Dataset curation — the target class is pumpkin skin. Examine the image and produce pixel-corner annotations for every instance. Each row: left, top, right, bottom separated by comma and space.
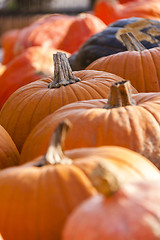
0, 52, 137, 153
86, 33, 160, 92
1, 29, 20, 64
20, 81, 160, 168
14, 13, 106, 56
0, 46, 70, 109
62, 178, 160, 240
0, 124, 20, 169
69, 17, 160, 70
94, 0, 160, 25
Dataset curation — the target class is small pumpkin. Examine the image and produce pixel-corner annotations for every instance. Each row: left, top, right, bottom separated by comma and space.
0, 52, 136, 152
20, 81, 160, 168
0, 46, 70, 109
14, 13, 106, 56
62, 165, 160, 240
87, 32, 160, 92
69, 17, 160, 70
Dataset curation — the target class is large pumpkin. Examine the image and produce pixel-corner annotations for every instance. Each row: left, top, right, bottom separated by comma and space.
14, 13, 106, 57
0, 47, 70, 109
69, 17, 160, 70
1, 120, 160, 240
0, 52, 137, 152
87, 32, 160, 92
62, 168, 160, 240
20, 81, 160, 168
94, 0, 160, 25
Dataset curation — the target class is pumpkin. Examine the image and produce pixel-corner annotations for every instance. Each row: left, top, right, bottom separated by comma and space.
62, 166, 160, 240
0, 120, 95, 240
87, 32, 160, 92
20, 81, 160, 169
0, 52, 137, 152
94, 0, 160, 25
14, 13, 106, 56
0, 124, 19, 169
0, 47, 70, 109
1, 29, 20, 64
1, 120, 160, 239
69, 17, 160, 70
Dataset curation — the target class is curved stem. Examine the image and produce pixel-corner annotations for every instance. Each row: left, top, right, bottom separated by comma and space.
104, 80, 136, 109
48, 52, 81, 88
120, 32, 146, 51
35, 119, 72, 167
90, 162, 120, 197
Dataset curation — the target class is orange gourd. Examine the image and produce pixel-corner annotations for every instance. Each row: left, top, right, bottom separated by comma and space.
20, 81, 160, 169
0, 52, 137, 152
87, 32, 160, 92
62, 167, 160, 240
14, 13, 106, 56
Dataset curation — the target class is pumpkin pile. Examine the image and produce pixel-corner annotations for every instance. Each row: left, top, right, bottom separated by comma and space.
1, 0, 160, 239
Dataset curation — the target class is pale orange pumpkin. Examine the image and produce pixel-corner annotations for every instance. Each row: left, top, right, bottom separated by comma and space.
62, 166, 160, 240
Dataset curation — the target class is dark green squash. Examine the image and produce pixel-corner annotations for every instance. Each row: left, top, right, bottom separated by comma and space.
69, 17, 160, 70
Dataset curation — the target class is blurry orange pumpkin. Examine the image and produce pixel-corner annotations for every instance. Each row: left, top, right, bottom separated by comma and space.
94, 0, 160, 25
14, 13, 106, 56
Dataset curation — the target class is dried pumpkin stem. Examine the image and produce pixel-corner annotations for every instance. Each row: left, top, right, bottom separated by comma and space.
90, 162, 120, 197
48, 52, 81, 88
35, 119, 72, 167
104, 80, 136, 109
120, 32, 146, 51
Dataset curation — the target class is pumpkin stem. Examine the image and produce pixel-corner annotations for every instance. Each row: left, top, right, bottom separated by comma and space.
120, 32, 146, 51
104, 80, 136, 109
90, 162, 120, 197
35, 119, 72, 167
48, 52, 81, 88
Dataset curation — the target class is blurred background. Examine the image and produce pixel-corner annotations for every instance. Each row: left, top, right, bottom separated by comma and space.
0, 0, 96, 41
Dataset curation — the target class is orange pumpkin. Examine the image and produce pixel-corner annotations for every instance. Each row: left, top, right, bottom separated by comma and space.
0, 52, 137, 152
0, 124, 19, 169
14, 13, 106, 56
87, 32, 160, 92
62, 168, 160, 240
94, 0, 160, 25
1, 120, 160, 240
0, 47, 70, 109
20, 81, 160, 168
